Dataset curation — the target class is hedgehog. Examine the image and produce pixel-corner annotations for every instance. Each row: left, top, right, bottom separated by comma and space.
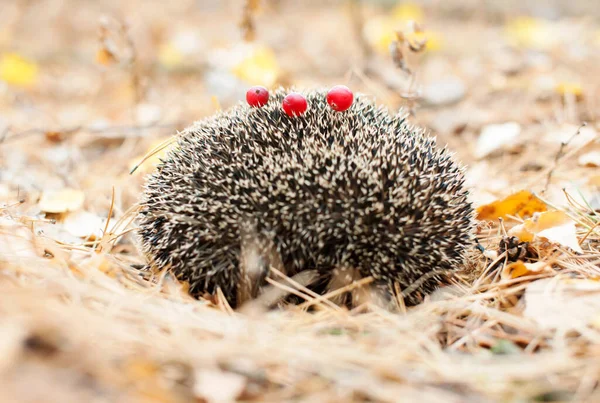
138, 88, 475, 309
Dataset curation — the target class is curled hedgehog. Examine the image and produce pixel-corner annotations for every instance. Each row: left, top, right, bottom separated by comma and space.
138, 88, 475, 309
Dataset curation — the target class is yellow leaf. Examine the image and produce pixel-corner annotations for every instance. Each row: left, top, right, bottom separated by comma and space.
231, 45, 279, 87
125, 358, 159, 380
96, 47, 116, 66
507, 223, 534, 243
476, 190, 547, 221
505, 17, 557, 50
406, 30, 443, 52
158, 43, 184, 69
555, 82, 583, 99
501, 260, 550, 280
509, 210, 583, 253
363, 15, 441, 54
588, 174, 600, 187
39, 188, 85, 214
392, 3, 424, 23
522, 210, 571, 233
363, 16, 396, 54
0, 53, 38, 87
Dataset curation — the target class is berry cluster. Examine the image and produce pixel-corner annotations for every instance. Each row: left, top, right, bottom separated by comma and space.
246, 85, 354, 116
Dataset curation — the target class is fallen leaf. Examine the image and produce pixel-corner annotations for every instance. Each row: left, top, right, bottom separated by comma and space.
362, 16, 397, 54
0, 53, 39, 87
505, 17, 558, 50
507, 223, 534, 243
44, 131, 65, 143
158, 43, 183, 69
476, 190, 546, 221
362, 3, 440, 54
39, 188, 85, 214
135, 103, 163, 125
546, 124, 597, 147
392, 3, 424, 23
422, 76, 465, 106
474, 122, 521, 159
589, 175, 600, 187
525, 278, 600, 330
407, 30, 442, 51
501, 260, 551, 280
63, 211, 105, 239
96, 47, 116, 65
159, 30, 204, 69
125, 358, 159, 379
193, 369, 246, 403
536, 220, 582, 254
578, 151, 600, 167
555, 82, 583, 100
231, 45, 279, 87
508, 210, 583, 253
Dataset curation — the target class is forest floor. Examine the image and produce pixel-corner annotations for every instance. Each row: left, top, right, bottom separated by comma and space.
1, 0, 600, 402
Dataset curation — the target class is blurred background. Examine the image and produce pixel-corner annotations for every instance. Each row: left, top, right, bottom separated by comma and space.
1, 0, 599, 221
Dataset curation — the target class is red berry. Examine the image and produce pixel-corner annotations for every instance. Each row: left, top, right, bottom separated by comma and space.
282, 92, 308, 117
246, 86, 269, 107
326, 85, 353, 112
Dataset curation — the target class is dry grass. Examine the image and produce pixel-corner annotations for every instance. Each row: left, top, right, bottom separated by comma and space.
1, 0, 600, 402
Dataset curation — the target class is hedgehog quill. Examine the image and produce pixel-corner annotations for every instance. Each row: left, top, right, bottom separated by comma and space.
138, 87, 476, 309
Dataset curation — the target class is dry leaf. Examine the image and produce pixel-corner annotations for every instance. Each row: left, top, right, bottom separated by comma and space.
505, 17, 558, 50
589, 175, 600, 187
39, 188, 85, 213
501, 260, 551, 280
474, 122, 521, 159
546, 124, 597, 147
0, 53, 38, 87
44, 131, 65, 143
158, 43, 184, 69
231, 45, 279, 87
476, 190, 546, 221
508, 210, 583, 253
578, 151, 600, 167
392, 3, 424, 23
135, 103, 163, 125
362, 3, 440, 54
159, 30, 203, 69
193, 369, 246, 403
555, 82, 583, 100
535, 221, 582, 254
63, 211, 105, 239
525, 278, 600, 330
96, 47, 116, 65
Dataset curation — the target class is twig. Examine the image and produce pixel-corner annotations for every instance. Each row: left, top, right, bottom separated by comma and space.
579, 221, 600, 246
297, 277, 374, 310
543, 122, 586, 193
269, 267, 341, 311
129, 135, 177, 174
240, 0, 260, 41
